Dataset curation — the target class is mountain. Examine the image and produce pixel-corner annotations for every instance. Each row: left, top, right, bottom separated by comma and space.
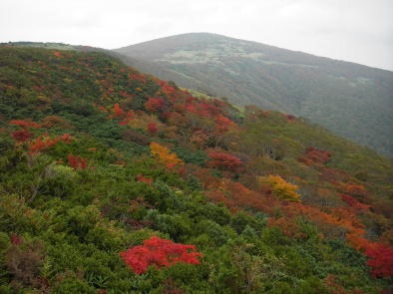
114, 33, 393, 157
0, 45, 392, 293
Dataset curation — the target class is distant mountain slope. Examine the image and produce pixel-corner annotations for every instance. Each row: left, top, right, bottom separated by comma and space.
114, 33, 393, 156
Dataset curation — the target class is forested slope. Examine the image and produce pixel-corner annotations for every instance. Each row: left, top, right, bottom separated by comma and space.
115, 33, 393, 156
0, 46, 392, 293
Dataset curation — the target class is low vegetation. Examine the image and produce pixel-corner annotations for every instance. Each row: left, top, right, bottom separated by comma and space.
0, 46, 392, 293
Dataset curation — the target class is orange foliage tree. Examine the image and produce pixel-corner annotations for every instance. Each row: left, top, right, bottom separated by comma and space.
28, 134, 72, 155
150, 142, 183, 169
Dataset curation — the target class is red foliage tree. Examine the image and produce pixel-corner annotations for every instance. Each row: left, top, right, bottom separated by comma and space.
365, 244, 393, 278
120, 236, 203, 274
12, 130, 33, 142
299, 147, 331, 166
341, 194, 370, 211
67, 154, 88, 170
147, 122, 158, 135
215, 115, 234, 133
158, 81, 176, 96
145, 97, 165, 113
113, 103, 125, 117
107, 103, 134, 125
208, 151, 243, 172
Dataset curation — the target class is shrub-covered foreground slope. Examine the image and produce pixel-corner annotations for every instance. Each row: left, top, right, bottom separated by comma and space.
0, 46, 392, 293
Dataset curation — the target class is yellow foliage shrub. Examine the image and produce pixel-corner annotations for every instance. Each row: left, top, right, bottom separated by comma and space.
259, 175, 301, 202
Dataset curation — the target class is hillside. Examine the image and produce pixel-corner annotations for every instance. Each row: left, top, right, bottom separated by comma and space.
0, 46, 392, 293
115, 33, 393, 157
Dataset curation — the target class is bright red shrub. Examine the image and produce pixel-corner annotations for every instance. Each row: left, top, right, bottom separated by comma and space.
120, 236, 203, 274
365, 244, 393, 278
113, 103, 125, 117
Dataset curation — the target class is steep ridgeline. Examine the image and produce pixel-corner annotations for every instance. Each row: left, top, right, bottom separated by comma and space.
0, 46, 392, 293
114, 33, 393, 157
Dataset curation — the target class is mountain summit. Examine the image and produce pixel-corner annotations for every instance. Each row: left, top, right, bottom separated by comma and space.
114, 33, 393, 156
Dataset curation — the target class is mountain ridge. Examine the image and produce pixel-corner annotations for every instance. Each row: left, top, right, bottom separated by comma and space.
117, 32, 392, 71
114, 32, 393, 157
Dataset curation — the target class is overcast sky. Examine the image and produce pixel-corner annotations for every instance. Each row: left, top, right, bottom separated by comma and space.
0, 0, 392, 70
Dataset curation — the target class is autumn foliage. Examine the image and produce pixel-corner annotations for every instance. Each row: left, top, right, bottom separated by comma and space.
150, 142, 183, 169
299, 147, 331, 166
365, 244, 393, 278
9, 119, 41, 129
12, 130, 33, 142
107, 103, 134, 125
135, 174, 153, 185
120, 236, 202, 274
260, 175, 301, 202
341, 194, 370, 211
67, 154, 88, 170
207, 151, 243, 172
147, 122, 158, 135
113, 103, 125, 117
145, 97, 165, 113
0, 46, 392, 293
28, 134, 72, 155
